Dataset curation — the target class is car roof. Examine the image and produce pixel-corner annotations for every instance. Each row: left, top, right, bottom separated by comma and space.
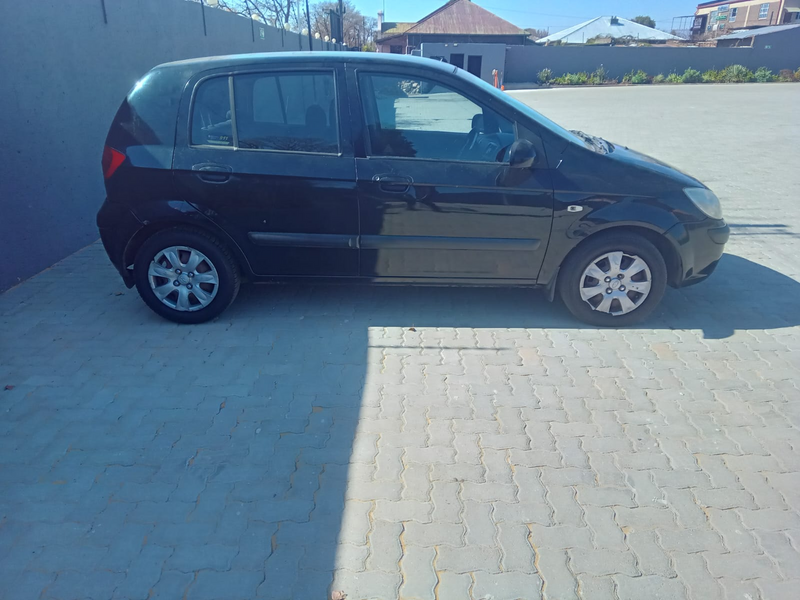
157, 51, 458, 77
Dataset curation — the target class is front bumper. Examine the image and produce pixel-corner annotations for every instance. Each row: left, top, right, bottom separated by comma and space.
97, 199, 143, 288
666, 218, 729, 287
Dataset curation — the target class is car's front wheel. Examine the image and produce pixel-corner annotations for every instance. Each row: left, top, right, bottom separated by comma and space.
133, 228, 240, 324
559, 233, 667, 327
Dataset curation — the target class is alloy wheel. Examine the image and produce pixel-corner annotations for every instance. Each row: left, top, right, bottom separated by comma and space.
579, 251, 652, 315
147, 245, 219, 312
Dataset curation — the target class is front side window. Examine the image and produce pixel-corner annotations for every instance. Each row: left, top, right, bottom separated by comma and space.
759, 3, 769, 19
359, 73, 514, 163
233, 71, 339, 154
191, 76, 233, 147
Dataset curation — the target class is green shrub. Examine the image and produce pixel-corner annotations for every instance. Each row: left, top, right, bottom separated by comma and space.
754, 67, 774, 82
681, 68, 702, 83
589, 65, 607, 85
778, 69, 796, 82
652, 74, 666, 84
795, 67, 800, 80
623, 69, 649, 84
537, 68, 552, 84
702, 69, 721, 82
665, 73, 682, 83
721, 64, 754, 83
558, 71, 589, 85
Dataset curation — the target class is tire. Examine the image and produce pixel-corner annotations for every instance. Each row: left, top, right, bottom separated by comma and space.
133, 228, 240, 324
559, 232, 667, 327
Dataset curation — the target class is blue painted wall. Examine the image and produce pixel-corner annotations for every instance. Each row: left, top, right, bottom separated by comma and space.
0, 0, 335, 291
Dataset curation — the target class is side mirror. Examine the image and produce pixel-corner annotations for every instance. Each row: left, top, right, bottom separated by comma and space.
509, 139, 536, 169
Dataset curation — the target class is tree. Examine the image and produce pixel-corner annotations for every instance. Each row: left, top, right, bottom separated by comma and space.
213, 0, 376, 46
632, 15, 656, 28
525, 28, 549, 40
309, 1, 376, 47
215, 1, 299, 28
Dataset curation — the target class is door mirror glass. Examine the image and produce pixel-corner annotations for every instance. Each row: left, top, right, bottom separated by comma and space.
509, 139, 536, 169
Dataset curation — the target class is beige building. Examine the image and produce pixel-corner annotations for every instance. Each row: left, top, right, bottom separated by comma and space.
693, 0, 800, 37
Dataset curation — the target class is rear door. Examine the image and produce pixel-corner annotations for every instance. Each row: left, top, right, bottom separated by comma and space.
348, 65, 554, 281
173, 62, 358, 277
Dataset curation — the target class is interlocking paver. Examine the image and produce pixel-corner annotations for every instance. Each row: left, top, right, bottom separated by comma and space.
614, 575, 687, 600
398, 545, 437, 599
536, 549, 578, 600
2, 84, 799, 600
472, 571, 543, 600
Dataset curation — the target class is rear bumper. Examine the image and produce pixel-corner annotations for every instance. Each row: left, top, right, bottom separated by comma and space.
667, 219, 728, 288
97, 199, 143, 288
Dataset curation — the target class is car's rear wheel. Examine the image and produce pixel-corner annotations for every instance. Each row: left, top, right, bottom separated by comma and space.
133, 228, 240, 324
559, 233, 667, 327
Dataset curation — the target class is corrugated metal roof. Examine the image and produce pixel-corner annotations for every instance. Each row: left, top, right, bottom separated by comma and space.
538, 16, 682, 44
380, 0, 525, 40
380, 22, 415, 37
716, 23, 800, 40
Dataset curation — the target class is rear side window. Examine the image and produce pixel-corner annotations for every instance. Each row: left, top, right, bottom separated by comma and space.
233, 72, 339, 154
191, 77, 233, 147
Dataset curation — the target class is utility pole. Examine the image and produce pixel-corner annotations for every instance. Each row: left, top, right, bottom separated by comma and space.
338, 0, 344, 45
305, 0, 313, 50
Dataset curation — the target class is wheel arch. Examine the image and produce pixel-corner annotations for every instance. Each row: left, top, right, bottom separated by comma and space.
123, 213, 252, 283
556, 225, 683, 291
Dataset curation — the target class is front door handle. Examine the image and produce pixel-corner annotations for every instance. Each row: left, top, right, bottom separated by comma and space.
374, 174, 412, 194
193, 163, 232, 184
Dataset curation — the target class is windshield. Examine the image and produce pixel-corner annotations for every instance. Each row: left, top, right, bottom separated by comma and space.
455, 68, 587, 147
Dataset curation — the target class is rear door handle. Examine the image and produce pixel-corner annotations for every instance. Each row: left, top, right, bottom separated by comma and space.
192, 163, 232, 183
374, 174, 412, 193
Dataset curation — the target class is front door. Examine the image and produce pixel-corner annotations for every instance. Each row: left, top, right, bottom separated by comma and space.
173, 64, 358, 277
350, 68, 553, 281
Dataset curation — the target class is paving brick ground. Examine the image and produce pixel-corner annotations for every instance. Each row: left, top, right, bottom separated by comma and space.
1, 84, 799, 600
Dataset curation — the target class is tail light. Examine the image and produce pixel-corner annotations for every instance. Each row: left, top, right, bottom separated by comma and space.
102, 145, 126, 179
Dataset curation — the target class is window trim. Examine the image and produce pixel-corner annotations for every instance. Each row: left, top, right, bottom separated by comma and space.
188, 68, 343, 157
355, 70, 516, 165
759, 3, 769, 19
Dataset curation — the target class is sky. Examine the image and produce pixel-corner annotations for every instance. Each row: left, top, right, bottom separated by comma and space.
357, 0, 700, 34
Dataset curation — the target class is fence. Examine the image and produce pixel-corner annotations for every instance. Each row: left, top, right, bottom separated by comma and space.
0, 0, 337, 292
505, 29, 800, 84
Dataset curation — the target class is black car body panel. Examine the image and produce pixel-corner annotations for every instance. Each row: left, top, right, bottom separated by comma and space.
97, 51, 726, 301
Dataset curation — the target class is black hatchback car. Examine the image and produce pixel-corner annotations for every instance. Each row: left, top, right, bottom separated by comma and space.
97, 52, 728, 325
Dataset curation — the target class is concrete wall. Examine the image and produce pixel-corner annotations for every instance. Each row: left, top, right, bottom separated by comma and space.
0, 0, 336, 292
419, 42, 506, 83
505, 28, 800, 83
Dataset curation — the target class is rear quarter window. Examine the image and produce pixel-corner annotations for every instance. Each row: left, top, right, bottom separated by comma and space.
112, 67, 186, 148
191, 77, 233, 147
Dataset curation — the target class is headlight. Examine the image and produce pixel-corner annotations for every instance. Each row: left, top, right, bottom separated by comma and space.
683, 187, 723, 220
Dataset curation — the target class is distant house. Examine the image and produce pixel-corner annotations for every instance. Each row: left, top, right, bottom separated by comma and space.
537, 16, 682, 45
376, 0, 528, 55
715, 21, 800, 45
693, 0, 800, 38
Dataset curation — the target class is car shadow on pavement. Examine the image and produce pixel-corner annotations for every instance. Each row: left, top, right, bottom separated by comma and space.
232, 252, 800, 341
